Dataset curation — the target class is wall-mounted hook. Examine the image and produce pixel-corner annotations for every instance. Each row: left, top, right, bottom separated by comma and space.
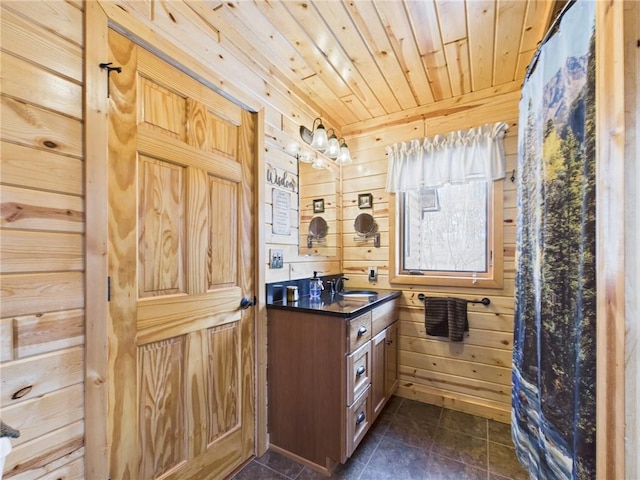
99, 62, 122, 98
510, 169, 516, 183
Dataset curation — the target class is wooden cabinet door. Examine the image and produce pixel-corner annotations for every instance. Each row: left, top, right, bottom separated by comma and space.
384, 322, 399, 399
106, 30, 255, 480
371, 329, 387, 421
371, 321, 399, 422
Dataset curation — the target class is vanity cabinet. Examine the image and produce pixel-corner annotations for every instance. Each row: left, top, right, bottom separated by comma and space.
267, 297, 399, 474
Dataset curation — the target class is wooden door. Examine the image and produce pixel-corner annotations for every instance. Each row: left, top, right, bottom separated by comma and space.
106, 30, 256, 480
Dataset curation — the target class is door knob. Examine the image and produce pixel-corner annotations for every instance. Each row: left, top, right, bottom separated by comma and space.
240, 296, 256, 310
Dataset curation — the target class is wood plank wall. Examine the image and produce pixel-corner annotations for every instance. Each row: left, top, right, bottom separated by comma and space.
624, 3, 639, 477
342, 91, 520, 422
0, 1, 336, 476
0, 1, 86, 477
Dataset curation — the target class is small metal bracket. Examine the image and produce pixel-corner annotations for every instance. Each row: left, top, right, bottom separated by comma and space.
99, 62, 122, 98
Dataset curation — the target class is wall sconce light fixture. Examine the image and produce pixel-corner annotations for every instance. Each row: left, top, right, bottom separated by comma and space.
299, 118, 328, 152
336, 138, 352, 165
325, 129, 340, 159
299, 117, 352, 167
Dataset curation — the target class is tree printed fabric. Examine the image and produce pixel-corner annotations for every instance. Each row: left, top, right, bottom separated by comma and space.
513, 1, 596, 479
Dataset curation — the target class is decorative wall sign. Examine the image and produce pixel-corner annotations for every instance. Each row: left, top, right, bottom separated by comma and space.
313, 198, 325, 213
272, 189, 291, 235
358, 193, 372, 209
266, 163, 297, 192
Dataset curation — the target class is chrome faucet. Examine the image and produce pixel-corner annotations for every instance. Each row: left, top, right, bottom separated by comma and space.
335, 276, 349, 294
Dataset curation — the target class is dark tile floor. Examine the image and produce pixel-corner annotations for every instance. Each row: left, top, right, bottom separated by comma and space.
231, 396, 529, 480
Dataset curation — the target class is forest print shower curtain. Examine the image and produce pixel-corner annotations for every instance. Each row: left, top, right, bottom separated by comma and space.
513, 1, 596, 479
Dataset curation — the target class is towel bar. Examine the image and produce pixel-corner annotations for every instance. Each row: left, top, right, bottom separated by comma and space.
417, 293, 490, 306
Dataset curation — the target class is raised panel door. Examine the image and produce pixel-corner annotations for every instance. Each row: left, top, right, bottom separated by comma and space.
106, 30, 255, 480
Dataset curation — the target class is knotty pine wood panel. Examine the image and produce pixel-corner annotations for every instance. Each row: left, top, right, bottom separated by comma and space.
0, 142, 83, 196
138, 337, 187, 479
2, 52, 82, 120
3, 1, 83, 46
466, 0, 496, 91
13, 309, 84, 359
0, 97, 83, 157
399, 365, 510, 404
401, 321, 512, 351
0, 319, 12, 363
444, 38, 472, 97
397, 335, 511, 369
0, 346, 83, 408
209, 177, 238, 288
341, 158, 387, 180
493, 1, 528, 86
342, 82, 521, 137
25, 454, 85, 480
373, 2, 435, 106
401, 350, 511, 387
395, 383, 510, 424
1, 231, 83, 273
344, 1, 418, 110
138, 156, 186, 298
0, 7, 83, 82
312, 0, 405, 114
0, 272, 83, 319
1, 382, 83, 447
403, 291, 516, 316
3, 420, 84, 478
400, 306, 514, 333
0, 186, 84, 233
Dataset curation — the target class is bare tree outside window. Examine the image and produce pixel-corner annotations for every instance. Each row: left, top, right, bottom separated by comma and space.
402, 182, 488, 273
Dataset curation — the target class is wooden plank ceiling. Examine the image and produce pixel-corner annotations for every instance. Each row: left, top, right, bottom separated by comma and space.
183, 1, 560, 133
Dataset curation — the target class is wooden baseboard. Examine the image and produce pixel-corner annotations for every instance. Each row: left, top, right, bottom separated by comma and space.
395, 383, 511, 424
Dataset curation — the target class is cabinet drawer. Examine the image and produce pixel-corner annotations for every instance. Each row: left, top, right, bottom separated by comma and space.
346, 341, 371, 406
372, 298, 399, 336
346, 386, 371, 458
348, 311, 372, 352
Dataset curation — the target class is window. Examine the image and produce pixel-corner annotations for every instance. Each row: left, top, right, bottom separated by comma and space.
391, 180, 503, 288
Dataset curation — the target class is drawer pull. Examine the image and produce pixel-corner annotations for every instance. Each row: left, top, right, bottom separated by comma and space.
357, 326, 367, 336
356, 412, 366, 425
356, 365, 366, 377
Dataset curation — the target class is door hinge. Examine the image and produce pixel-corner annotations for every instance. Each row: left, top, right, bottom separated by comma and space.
107, 276, 111, 302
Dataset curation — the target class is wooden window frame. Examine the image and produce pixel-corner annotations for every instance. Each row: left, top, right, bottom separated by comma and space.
389, 180, 504, 289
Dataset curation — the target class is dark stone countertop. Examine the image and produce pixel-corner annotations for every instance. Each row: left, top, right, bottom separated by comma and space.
266, 289, 401, 318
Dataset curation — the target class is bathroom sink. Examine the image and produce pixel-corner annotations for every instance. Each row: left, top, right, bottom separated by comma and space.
338, 290, 378, 297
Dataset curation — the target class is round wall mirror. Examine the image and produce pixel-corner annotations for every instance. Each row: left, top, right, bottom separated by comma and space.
354, 213, 377, 237
309, 216, 328, 238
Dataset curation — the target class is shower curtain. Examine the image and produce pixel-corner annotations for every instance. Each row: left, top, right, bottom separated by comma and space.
512, 1, 596, 479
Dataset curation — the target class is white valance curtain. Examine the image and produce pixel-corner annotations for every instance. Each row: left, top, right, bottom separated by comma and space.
385, 122, 509, 192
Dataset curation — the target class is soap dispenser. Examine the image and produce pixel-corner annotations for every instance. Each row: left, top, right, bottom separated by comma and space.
309, 271, 323, 299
